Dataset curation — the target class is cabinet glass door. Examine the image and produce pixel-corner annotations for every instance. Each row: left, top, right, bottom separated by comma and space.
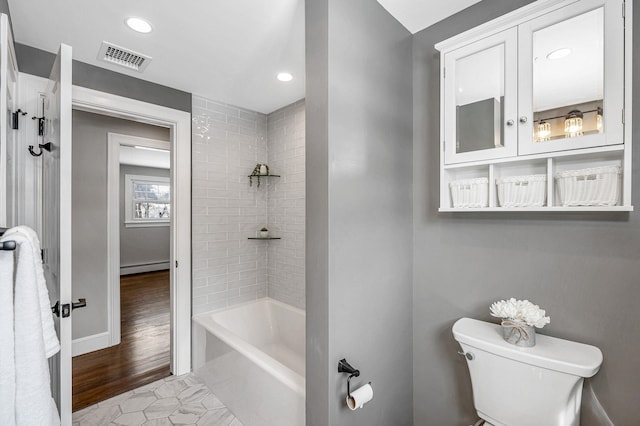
444, 28, 518, 165
518, 0, 623, 155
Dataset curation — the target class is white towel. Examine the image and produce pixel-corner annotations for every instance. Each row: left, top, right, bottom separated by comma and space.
5, 226, 60, 357
0, 243, 16, 426
3, 228, 61, 425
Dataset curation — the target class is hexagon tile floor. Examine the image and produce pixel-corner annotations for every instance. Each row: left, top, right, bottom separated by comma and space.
72, 373, 243, 426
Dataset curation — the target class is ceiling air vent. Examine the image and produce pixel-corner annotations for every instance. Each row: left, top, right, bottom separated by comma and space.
97, 41, 152, 73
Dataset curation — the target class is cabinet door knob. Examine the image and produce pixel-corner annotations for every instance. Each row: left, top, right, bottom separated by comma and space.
519, 116, 528, 124
506, 119, 514, 126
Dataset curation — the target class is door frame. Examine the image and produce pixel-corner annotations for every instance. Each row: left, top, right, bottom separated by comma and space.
72, 86, 191, 375
105, 132, 171, 351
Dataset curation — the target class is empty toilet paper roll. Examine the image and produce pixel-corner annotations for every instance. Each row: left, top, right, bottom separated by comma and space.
346, 383, 373, 410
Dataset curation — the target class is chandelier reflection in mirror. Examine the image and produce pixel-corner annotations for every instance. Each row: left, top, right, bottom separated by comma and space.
536, 120, 551, 142
564, 109, 583, 138
596, 107, 603, 133
533, 106, 602, 142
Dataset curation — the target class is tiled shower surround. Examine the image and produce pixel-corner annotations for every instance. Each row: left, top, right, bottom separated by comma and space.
192, 96, 305, 314
266, 100, 306, 308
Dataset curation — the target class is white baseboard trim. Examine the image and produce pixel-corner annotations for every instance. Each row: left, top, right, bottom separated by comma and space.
120, 261, 170, 275
72, 331, 111, 357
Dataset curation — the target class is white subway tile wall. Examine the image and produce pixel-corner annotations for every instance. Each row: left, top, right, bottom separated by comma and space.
267, 100, 306, 309
192, 97, 306, 313
192, 97, 268, 314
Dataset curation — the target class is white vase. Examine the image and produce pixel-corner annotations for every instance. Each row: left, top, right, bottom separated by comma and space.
259, 164, 268, 175
501, 319, 536, 347
260, 230, 269, 238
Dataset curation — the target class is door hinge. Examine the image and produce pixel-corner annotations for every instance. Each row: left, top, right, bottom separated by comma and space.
443, 141, 446, 152
622, 0, 626, 19
443, 67, 446, 79
175, 260, 178, 268
622, 109, 625, 124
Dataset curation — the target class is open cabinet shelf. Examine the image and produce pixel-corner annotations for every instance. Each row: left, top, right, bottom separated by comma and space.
440, 145, 633, 212
439, 146, 633, 212
440, 206, 633, 213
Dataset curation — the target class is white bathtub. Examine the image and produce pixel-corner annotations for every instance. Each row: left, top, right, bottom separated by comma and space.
192, 298, 305, 426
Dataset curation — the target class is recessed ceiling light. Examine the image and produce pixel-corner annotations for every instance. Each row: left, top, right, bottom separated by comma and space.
125, 17, 153, 34
277, 72, 293, 82
546, 48, 571, 60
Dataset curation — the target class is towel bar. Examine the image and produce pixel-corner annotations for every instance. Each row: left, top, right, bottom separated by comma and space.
0, 240, 16, 251
0, 227, 16, 250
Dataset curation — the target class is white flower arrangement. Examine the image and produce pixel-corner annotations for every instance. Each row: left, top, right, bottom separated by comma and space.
490, 298, 550, 328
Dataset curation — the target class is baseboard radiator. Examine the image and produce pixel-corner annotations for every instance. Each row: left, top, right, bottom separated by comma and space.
120, 261, 170, 275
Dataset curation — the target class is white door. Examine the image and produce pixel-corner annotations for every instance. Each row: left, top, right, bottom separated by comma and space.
0, 13, 18, 227
41, 43, 73, 425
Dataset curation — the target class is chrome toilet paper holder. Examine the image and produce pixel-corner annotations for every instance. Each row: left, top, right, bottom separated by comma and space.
338, 358, 366, 398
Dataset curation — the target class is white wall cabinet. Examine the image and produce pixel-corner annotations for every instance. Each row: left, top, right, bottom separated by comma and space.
436, 0, 632, 212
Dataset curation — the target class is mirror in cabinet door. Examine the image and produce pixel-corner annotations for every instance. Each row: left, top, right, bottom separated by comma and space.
518, 0, 624, 155
443, 27, 518, 165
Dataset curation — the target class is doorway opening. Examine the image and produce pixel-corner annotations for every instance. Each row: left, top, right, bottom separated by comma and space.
65, 87, 191, 415
70, 120, 173, 410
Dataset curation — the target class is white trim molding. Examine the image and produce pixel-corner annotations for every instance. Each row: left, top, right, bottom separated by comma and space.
121, 261, 171, 275
76, 87, 192, 376
72, 332, 110, 357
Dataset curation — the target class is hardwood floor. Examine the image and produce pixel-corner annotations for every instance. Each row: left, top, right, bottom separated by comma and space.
72, 270, 171, 412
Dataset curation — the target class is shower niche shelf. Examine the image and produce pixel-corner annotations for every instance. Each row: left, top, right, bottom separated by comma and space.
247, 237, 281, 240
248, 173, 280, 187
247, 174, 280, 178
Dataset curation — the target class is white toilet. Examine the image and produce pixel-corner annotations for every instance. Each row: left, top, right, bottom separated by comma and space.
452, 317, 603, 426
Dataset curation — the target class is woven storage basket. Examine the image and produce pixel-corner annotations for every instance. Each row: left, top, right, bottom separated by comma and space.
496, 174, 547, 207
555, 165, 621, 206
449, 177, 488, 208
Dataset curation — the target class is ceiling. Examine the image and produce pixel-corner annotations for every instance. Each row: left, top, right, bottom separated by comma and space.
120, 146, 170, 170
532, 7, 603, 111
8, 0, 305, 114
8, 1, 483, 114
376, 0, 482, 34
456, 7, 603, 112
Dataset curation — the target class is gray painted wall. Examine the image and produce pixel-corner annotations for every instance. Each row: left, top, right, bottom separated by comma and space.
119, 165, 170, 271
413, 1, 640, 425
15, 43, 191, 113
306, 0, 413, 424
72, 109, 169, 340
305, 0, 330, 420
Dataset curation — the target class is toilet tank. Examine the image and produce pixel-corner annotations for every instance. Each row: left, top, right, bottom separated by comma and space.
452, 318, 603, 426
